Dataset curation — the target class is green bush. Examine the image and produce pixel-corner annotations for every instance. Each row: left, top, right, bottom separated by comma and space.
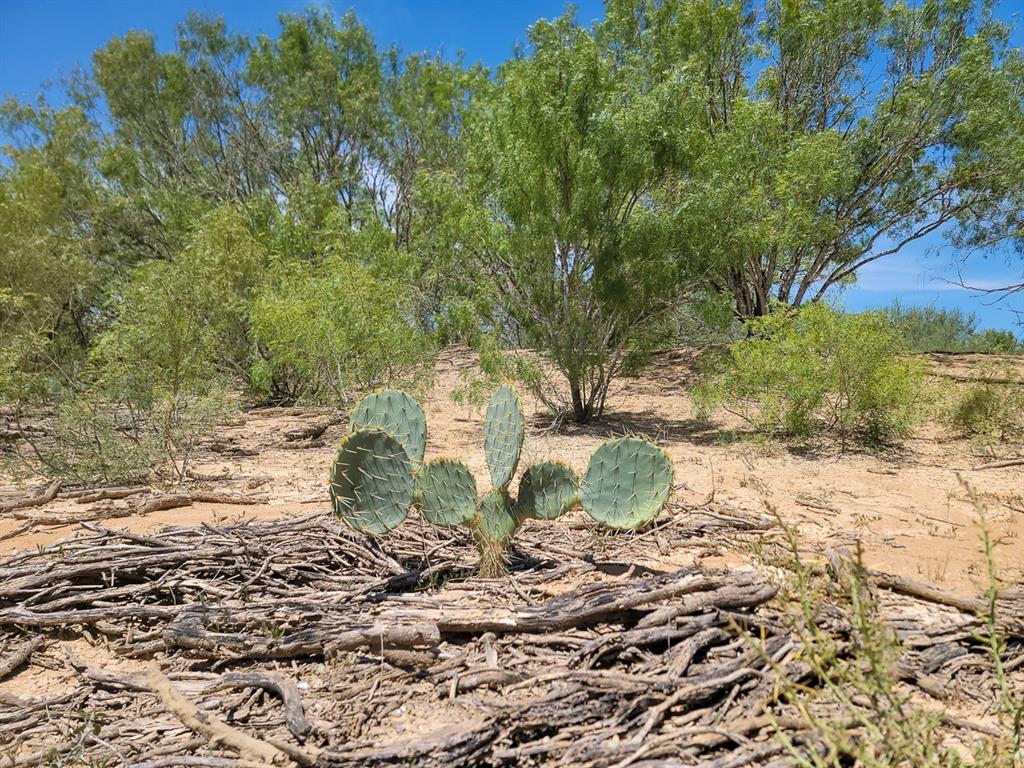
249, 253, 434, 405
946, 378, 1024, 440
886, 302, 1022, 354
695, 303, 926, 446
971, 329, 1022, 355
47, 231, 242, 483
37, 385, 232, 485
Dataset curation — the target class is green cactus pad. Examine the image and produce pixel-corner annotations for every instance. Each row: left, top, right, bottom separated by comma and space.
517, 460, 579, 520
475, 490, 519, 543
580, 437, 673, 530
350, 389, 427, 469
329, 429, 414, 535
415, 458, 477, 527
483, 384, 524, 491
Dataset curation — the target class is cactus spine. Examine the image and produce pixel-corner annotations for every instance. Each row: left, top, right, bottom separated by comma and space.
329, 429, 414, 535
579, 437, 674, 529
483, 384, 524, 491
517, 460, 579, 521
329, 385, 674, 574
415, 458, 477, 527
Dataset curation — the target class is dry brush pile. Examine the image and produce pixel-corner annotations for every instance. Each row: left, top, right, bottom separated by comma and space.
0, 386, 1021, 766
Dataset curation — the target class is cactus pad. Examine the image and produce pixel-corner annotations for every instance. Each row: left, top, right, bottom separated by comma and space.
475, 490, 519, 543
329, 429, 414, 535
483, 384, 524, 490
580, 437, 673, 530
517, 460, 579, 520
350, 389, 427, 469
415, 458, 477, 527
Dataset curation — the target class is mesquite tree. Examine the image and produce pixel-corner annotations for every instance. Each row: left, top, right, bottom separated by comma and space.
604, 0, 1024, 318
456, 14, 702, 423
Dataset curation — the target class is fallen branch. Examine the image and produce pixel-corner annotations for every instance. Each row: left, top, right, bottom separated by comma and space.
189, 492, 266, 506
869, 569, 1024, 637
72, 486, 149, 504
0, 636, 45, 679
136, 494, 192, 515
146, 663, 307, 767
163, 608, 440, 659
212, 671, 310, 738
0, 479, 60, 513
971, 457, 1024, 471
279, 439, 327, 450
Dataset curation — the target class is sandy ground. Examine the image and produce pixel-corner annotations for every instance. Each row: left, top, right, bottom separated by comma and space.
1, 348, 1022, 595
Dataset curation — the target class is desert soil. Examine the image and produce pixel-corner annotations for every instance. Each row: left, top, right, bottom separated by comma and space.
1, 348, 1021, 595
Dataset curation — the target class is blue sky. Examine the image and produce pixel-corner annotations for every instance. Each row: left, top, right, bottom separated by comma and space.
2, 0, 1022, 331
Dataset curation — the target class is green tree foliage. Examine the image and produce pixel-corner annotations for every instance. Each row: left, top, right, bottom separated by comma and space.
249, 241, 433, 404
695, 303, 926, 445
605, 0, 1024, 318
452, 13, 701, 421
32, 208, 261, 482
2, 1, 1023, 465
0, 101, 107, 400
886, 301, 1022, 353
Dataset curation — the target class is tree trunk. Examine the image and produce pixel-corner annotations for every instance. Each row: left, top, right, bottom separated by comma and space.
569, 378, 591, 423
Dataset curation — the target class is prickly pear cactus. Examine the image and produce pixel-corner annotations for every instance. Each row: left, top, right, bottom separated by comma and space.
415, 458, 477, 527
483, 384, 524, 491
329, 429, 414, 535
475, 490, 519, 578
517, 460, 578, 520
350, 389, 427, 469
580, 437, 673, 530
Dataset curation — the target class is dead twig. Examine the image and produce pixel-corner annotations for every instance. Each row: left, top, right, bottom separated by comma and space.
145, 663, 310, 767
0, 479, 60, 513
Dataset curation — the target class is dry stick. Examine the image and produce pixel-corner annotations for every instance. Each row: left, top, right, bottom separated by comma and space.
794, 497, 838, 515
971, 457, 1024, 471
189, 492, 266, 506
137, 494, 193, 514
145, 663, 309, 767
0, 520, 34, 543
72, 486, 149, 504
0, 479, 60, 513
211, 671, 310, 738
868, 569, 1024, 637
279, 439, 326, 450
4, 491, 266, 541
0, 636, 45, 679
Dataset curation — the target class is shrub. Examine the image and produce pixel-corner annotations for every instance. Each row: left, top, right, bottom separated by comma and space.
249, 254, 434, 405
946, 377, 1024, 440
695, 303, 926, 446
761, 511, 1023, 767
972, 329, 1022, 355
29, 385, 231, 485
57, 244, 239, 483
886, 302, 1022, 354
